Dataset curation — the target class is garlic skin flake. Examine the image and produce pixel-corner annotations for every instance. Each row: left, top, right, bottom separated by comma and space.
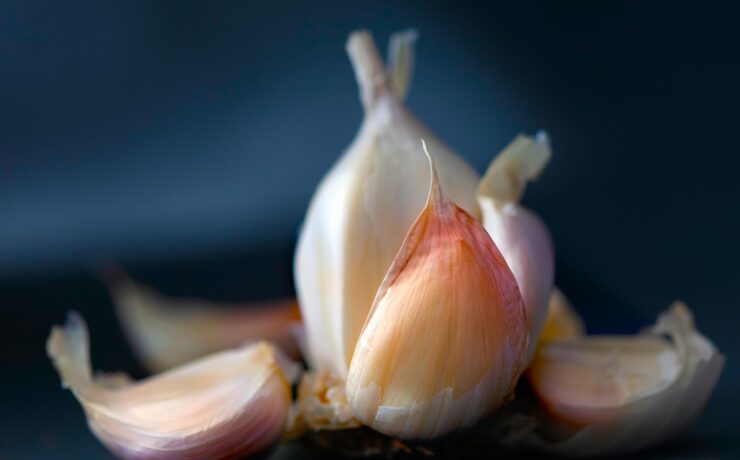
345, 152, 527, 439
47, 312, 296, 460
294, 30, 481, 379
538, 288, 585, 343
478, 133, 555, 362
109, 273, 301, 372
288, 371, 361, 438
520, 303, 724, 457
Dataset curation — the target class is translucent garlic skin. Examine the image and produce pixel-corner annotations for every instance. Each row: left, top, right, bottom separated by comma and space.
515, 303, 724, 457
108, 272, 301, 372
478, 133, 555, 363
294, 30, 480, 379
47, 313, 296, 460
537, 288, 585, 343
345, 155, 527, 439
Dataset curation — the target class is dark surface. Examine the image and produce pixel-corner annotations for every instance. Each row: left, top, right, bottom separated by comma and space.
1, 1, 739, 458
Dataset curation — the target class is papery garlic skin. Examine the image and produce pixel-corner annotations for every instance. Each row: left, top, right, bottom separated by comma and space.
47, 312, 296, 460
287, 371, 361, 439
478, 133, 554, 363
295, 30, 480, 378
518, 303, 724, 457
345, 152, 527, 439
538, 288, 585, 343
109, 273, 301, 372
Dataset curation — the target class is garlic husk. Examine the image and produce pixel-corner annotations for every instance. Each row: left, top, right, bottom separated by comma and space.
109, 273, 301, 372
47, 312, 299, 460
294, 30, 481, 378
287, 371, 361, 439
345, 150, 527, 439
538, 288, 585, 343
509, 302, 724, 457
478, 132, 555, 363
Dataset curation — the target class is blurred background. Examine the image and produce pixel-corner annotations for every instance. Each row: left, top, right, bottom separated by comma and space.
1, 1, 738, 458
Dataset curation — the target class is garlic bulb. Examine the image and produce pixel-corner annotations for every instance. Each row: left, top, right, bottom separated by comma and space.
516, 303, 724, 457
47, 312, 298, 460
345, 149, 527, 439
294, 30, 481, 378
478, 133, 555, 362
108, 273, 301, 372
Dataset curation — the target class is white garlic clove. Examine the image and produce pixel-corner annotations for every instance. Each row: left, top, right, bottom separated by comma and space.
108, 272, 301, 372
518, 302, 724, 457
345, 148, 528, 439
294, 30, 481, 379
47, 312, 297, 460
538, 288, 585, 343
478, 133, 555, 363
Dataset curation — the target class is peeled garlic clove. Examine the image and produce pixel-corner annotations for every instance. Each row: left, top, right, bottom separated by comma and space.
538, 288, 585, 343
295, 30, 480, 378
47, 313, 296, 460
520, 303, 724, 457
478, 132, 555, 362
345, 150, 527, 439
109, 273, 301, 372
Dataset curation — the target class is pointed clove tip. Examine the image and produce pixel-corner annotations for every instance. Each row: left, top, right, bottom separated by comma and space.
420, 139, 436, 177
420, 138, 430, 158
346, 29, 389, 110
388, 29, 420, 100
420, 139, 444, 207
345, 29, 382, 64
345, 29, 371, 50
420, 139, 449, 206
477, 132, 553, 203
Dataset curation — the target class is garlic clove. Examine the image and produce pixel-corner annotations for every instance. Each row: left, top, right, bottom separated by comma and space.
47, 312, 297, 460
345, 147, 528, 439
538, 288, 585, 343
478, 133, 555, 363
295, 30, 480, 378
518, 302, 724, 457
108, 272, 301, 372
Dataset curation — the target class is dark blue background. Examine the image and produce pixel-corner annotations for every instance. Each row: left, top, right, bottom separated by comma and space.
1, 1, 738, 458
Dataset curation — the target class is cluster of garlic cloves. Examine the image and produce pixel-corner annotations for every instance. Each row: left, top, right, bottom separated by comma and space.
345, 150, 528, 439
46, 28, 724, 459
294, 29, 481, 379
